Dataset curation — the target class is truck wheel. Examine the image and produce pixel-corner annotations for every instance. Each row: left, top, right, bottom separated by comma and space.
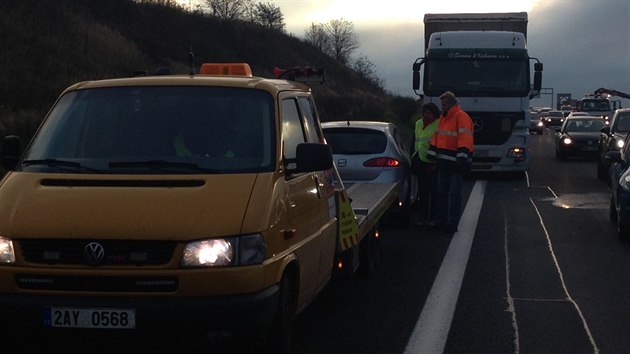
359, 227, 380, 276
265, 274, 295, 354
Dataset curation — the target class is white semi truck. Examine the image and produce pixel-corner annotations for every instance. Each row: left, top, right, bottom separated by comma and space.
412, 12, 543, 173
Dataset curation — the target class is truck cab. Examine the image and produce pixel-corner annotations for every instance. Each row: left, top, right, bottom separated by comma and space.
0, 63, 338, 352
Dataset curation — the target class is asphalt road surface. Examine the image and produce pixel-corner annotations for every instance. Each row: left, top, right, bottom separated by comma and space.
293, 128, 630, 354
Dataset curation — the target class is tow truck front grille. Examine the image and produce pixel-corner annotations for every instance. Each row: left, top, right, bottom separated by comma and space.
16, 274, 178, 292
19, 239, 176, 266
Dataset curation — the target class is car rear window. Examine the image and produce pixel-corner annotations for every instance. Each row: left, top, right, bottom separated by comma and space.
323, 127, 387, 155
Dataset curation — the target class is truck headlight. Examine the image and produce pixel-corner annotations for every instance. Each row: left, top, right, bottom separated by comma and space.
181, 234, 266, 267
0, 237, 15, 263
562, 137, 572, 145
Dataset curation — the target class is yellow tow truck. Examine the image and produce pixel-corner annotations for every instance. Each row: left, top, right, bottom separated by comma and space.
0, 63, 399, 352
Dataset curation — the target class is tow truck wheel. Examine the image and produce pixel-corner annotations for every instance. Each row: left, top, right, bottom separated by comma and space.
358, 226, 380, 276
265, 274, 295, 354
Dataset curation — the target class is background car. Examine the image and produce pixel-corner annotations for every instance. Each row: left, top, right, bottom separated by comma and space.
560, 105, 574, 117
529, 116, 544, 134
322, 121, 416, 225
566, 111, 593, 118
605, 132, 630, 242
597, 108, 630, 179
554, 117, 606, 160
544, 110, 565, 127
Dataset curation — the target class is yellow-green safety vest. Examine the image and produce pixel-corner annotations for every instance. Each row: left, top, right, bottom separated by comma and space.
415, 118, 439, 163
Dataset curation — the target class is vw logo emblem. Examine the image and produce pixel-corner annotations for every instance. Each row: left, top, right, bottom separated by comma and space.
84, 242, 105, 265
473, 118, 483, 132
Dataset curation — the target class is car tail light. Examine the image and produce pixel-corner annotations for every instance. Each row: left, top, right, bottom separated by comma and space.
363, 157, 401, 167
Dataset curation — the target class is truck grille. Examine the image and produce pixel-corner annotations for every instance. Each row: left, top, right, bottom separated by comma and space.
19, 239, 176, 266
469, 111, 525, 145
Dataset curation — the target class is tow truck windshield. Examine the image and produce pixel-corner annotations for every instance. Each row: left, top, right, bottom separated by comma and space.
21, 86, 276, 174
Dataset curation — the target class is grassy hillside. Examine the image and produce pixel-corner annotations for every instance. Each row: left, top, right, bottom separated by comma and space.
0, 0, 419, 149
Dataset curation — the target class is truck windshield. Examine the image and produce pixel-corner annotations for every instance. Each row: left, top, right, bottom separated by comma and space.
22, 86, 276, 174
424, 49, 529, 97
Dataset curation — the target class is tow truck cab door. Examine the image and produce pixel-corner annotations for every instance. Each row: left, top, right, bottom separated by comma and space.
280, 93, 336, 307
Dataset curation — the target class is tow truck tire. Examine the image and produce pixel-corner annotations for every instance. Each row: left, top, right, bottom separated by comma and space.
358, 227, 380, 276
265, 274, 295, 354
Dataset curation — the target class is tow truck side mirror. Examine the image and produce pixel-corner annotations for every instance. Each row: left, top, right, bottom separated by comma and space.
287, 143, 333, 174
1, 135, 22, 171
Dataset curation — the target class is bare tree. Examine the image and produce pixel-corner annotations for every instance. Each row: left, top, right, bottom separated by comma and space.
252, 2, 285, 31
353, 55, 384, 89
325, 19, 359, 64
204, 0, 251, 20
304, 23, 330, 53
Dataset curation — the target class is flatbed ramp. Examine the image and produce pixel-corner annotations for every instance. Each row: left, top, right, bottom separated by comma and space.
347, 182, 398, 230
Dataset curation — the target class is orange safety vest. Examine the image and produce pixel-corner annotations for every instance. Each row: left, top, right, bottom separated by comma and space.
427, 105, 474, 162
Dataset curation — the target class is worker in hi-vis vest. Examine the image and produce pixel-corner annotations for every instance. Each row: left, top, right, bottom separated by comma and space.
426, 91, 474, 234
412, 102, 440, 227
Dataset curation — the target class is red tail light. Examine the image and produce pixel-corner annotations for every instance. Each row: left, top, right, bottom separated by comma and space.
363, 157, 401, 167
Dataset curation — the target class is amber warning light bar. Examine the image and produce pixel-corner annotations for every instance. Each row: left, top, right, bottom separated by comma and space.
273, 66, 325, 85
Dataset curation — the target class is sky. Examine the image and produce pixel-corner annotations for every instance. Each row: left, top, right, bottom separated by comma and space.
185, 0, 630, 108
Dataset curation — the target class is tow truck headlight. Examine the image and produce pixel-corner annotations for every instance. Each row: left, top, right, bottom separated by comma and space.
0, 236, 15, 263
181, 234, 266, 267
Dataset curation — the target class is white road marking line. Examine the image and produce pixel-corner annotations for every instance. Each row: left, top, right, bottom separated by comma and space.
404, 180, 486, 354
529, 198, 600, 354
504, 216, 520, 354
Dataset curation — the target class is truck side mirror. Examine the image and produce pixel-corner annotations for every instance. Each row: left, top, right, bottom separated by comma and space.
412, 60, 423, 91
600, 126, 611, 135
1, 135, 22, 171
534, 62, 543, 72
287, 143, 333, 174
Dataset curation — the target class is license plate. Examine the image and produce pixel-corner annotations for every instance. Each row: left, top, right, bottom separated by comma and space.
44, 307, 136, 329
582, 146, 598, 151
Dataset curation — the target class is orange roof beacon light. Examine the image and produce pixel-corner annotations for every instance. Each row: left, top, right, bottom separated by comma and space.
199, 63, 253, 77
273, 66, 325, 85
